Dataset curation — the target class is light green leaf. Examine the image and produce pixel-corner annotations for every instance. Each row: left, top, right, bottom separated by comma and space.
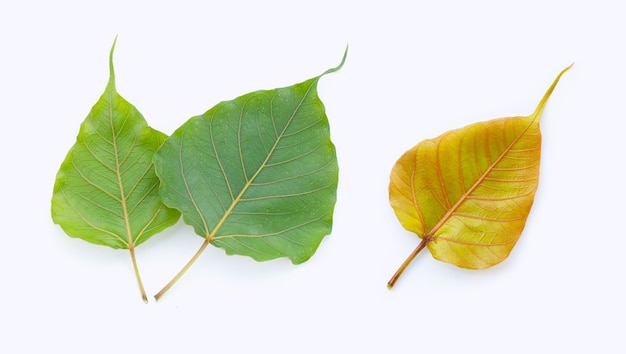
153, 48, 347, 300
51, 38, 181, 302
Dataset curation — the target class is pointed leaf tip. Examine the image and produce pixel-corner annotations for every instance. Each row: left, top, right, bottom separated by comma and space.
321, 45, 348, 76
107, 36, 118, 90
532, 64, 572, 118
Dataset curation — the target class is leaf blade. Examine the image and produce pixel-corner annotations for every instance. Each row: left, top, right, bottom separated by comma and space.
156, 75, 340, 264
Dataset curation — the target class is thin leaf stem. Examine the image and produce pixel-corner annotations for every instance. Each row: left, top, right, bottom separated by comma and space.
154, 237, 211, 301
387, 238, 429, 289
129, 247, 148, 303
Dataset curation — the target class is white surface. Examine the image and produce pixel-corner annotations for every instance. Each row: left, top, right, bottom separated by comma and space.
1, 0, 623, 353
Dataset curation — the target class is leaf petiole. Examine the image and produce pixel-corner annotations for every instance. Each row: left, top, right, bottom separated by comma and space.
154, 237, 212, 301
129, 247, 148, 303
387, 237, 429, 289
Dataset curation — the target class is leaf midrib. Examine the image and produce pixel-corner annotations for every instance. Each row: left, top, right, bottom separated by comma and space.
109, 90, 136, 249
424, 116, 538, 242
190, 80, 318, 242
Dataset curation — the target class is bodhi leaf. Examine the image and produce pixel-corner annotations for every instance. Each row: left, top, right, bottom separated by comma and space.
387, 65, 571, 288
51, 38, 181, 302
153, 48, 347, 300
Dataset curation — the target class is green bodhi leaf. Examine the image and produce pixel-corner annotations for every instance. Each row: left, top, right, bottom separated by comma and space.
153, 48, 347, 300
51, 38, 181, 303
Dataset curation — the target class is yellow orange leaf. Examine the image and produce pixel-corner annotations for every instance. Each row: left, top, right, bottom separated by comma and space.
388, 66, 571, 288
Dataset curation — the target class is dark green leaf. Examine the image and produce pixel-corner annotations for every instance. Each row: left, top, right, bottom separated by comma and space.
153, 48, 347, 299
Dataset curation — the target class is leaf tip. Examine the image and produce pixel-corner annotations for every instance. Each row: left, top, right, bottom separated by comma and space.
321, 44, 348, 76
108, 35, 118, 90
531, 63, 572, 119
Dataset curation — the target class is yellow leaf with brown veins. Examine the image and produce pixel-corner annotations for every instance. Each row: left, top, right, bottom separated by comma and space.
388, 65, 571, 288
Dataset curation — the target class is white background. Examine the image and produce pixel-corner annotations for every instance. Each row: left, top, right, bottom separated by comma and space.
1, 0, 624, 353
